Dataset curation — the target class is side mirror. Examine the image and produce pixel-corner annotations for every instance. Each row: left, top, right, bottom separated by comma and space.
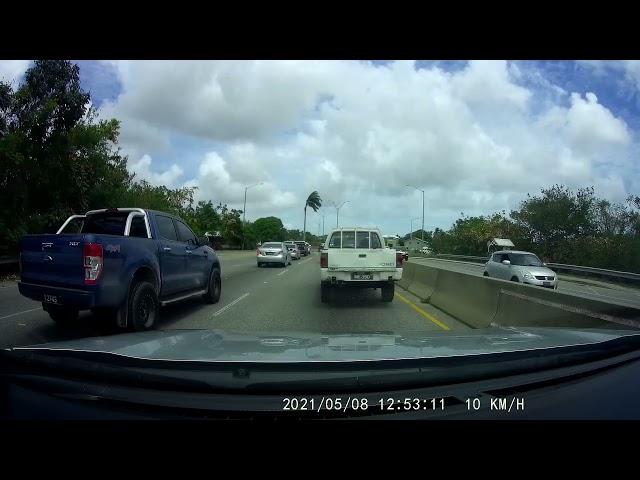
198, 236, 209, 247
501, 259, 511, 265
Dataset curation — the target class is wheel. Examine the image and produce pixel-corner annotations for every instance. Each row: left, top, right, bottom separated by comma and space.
321, 283, 331, 303
202, 267, 221, 304
381, 283, 395, 302
257, 262, 262, 268
46, 305, 79, 327
128, 281, 159, 332
511, 276, 519, 282
483, 271, 489, 277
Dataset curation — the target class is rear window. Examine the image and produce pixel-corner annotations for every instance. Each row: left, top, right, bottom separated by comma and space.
262, 243, 282, 248
81, 213, 129, 235
356, 231, 369, 248
342, 231, 355, 248
328, 232, 341, 248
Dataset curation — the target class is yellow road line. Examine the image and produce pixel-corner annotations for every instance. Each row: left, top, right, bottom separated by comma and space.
394, 291, 450, 331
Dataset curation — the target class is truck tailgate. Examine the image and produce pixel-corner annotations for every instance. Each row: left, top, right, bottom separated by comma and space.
20, 234, 86, 289
327, 249, 396, 271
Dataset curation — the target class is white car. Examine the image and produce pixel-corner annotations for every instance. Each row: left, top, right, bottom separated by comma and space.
420, 246, 431, 255
320, 227, 403, 303
483, 250, 558, 289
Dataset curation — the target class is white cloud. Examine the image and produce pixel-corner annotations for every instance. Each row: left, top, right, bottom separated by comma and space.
129, 155, 183, 188
0, 60, 30, 85
96, 60, 637, 233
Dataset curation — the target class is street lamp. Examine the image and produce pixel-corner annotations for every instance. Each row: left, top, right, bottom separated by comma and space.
242, 182, 263, 250
331, 200, 350, 228
410, 217, 421, 240
406, 184, 425, 242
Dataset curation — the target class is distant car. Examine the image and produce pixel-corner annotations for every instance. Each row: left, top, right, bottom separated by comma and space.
284, 241, 301, 260
420, 246, 431, 255
483, 250, 558, 289
294, 241, 309, 256
257, 242, 291, 267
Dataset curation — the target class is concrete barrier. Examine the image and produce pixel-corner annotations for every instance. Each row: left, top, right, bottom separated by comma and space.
399, 262, 640, 330
406, 266, 439, 303
429, 269, 500, 328
398, 261, 416, 290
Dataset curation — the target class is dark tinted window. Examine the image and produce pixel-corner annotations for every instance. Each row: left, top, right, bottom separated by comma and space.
176, 220, 197, 245
371, 233, 382, 249
509, 253, 542, 266
328, 232, 341, 248
356, 231, 369, 248
81, 213, 129, 235
156, 215, 178, 241
342, 231, 355, 248
129, 216, 148, 238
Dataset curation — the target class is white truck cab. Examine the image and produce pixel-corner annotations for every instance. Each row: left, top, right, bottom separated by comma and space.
320, 227, 403, 303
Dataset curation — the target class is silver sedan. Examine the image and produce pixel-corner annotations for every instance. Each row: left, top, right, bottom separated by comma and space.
284, 242, 301, 260
483, 250, 558, 289
257, 242, 291, 267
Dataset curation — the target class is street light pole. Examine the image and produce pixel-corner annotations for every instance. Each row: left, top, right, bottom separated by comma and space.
410, 217, 421, 240
406, 184, 425, 242
241, 182, 262, 250
331, 201, 349, 228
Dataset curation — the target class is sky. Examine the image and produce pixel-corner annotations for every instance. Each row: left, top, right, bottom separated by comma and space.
1, 60, 639, 237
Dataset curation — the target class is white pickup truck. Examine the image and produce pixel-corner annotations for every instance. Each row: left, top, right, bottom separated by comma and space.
320, 227, 404, 303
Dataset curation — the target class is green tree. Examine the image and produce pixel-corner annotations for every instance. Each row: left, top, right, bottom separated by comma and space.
252, 216, 285, 243
303, 191, 322, 243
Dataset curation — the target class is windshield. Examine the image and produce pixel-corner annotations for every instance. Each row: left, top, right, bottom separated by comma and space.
3, 60, 640, 406
510, 253, 543, 267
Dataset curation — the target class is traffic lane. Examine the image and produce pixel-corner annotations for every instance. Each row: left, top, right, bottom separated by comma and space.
0, 252, 301, 348
409, 257, 640, 309
158, 254, 317, 329
0, 282, 41, 319
170, 251, 467, 334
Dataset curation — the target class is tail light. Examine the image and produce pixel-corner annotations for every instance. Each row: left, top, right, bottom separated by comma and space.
83, 242, 103, 285
320, 252, 328, 268
19, 252, 22, 277
396, 252, 404, 268
276, 250, 283, 255
257, 249, 261, 256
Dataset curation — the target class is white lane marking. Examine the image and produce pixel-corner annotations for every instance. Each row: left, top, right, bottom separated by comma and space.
213, 293, 249, 317
0, 307, 42, 321
276, 269, 289, 276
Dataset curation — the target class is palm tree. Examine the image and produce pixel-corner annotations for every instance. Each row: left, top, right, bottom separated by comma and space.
303, 191, 322, 243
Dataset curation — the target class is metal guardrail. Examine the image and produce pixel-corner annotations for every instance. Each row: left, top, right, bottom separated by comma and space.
431, 254, 640, 284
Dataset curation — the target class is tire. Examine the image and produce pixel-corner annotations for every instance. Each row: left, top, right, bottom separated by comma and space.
321, 283, 331, 303
483, 271, 489, 277
381, 283, 395, 302
128, 281, 159, 332
511, 276, 519, 282
46, 305, 79, 327
203, 267, 222, 304
257, 262, 262, 268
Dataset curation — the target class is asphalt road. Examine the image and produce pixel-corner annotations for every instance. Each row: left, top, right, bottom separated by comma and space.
410, 257, 640, 309
0, 251, 468, 349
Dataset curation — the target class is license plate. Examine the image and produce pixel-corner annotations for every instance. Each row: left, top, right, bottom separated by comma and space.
43, 293, 60, 304
352, 273, 373, 280
543, 282, 551, 287
266, 252, 274, 255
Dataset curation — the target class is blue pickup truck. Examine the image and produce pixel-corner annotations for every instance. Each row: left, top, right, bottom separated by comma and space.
18, 208, 222, 331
